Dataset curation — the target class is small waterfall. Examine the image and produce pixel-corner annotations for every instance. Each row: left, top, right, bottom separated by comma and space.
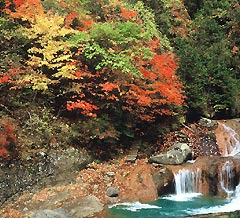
174, 168, 202, 196
220, 161, 235, 197
222, 124, 240, 156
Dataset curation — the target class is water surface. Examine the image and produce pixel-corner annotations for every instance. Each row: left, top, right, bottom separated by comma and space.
107, 191, 240, 218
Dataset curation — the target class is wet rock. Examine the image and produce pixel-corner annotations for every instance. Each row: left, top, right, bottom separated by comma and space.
116, 161, 158, 202
149, 143, 192, 165
152, 167, 174, 195
215, 119, 240, 156
106, 187, 119, 197
168, 156, 240, 196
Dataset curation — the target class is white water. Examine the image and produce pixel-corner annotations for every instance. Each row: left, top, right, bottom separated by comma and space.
163, 168, 202, 202
222, 124, 240, 156
162, 192, 202, 202
189, 184, 240, 215
108, 202, 161, 211
175, 168, 201, 194
220, 161, 235, 197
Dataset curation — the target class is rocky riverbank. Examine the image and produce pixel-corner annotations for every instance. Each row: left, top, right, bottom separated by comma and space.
0, 118, 240, 217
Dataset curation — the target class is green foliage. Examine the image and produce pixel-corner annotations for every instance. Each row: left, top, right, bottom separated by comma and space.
174, 0, 240, 119
134, 0, 239, 119
90, 21, 142, 44
132, 1, 172, 51
68, 20, 151, 76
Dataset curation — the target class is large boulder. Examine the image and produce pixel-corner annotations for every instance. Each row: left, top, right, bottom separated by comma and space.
149, 143, 192, 165
33, 208, 68, 218
29, 195, 104, 218
64, 195, 104, 218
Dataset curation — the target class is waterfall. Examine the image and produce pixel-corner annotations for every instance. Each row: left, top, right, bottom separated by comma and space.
222, 124, 240, 156
220, 161, 235, 197
173, 168, 202, 200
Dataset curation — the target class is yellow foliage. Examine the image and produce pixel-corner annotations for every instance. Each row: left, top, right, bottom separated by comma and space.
24, 13, 78, 81
22, 74, 53, 91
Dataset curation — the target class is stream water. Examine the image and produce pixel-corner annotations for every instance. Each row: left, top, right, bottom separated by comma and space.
107, 123, 240, 218
107, 182, 240, 218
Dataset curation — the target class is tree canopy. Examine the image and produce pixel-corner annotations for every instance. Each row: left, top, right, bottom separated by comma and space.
0, 0, 239, 159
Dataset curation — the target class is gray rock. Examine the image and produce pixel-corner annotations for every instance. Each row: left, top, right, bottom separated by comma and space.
65, 195, 104, 218
149, 143, 192, 165
0, 149, 92, 207
106, 187, 119, 197
33, 208, 68, 218
125, 154, 137, 163
199, 118, 218, 130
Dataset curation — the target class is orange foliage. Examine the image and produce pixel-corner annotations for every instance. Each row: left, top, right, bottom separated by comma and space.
4, 0, 44, 20
0, 68, 21, 84
0, 120, 17, 158
120, 6, 138, 20
81, 19, 93, 28
65, 11, 78, 28
4, 0, 25, 9
0, 74, 12, 83
140, 68, 157, 80
66, 100, 99, 117
76, 19, 93, 31
119, 39, 185, 122
100, 82, 119, 92
146, 37, 160, 51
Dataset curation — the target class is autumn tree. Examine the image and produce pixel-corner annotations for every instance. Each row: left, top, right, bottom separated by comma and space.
2, 0, 186, 156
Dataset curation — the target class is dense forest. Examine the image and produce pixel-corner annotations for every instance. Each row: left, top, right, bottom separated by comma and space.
0, 0, 239, 161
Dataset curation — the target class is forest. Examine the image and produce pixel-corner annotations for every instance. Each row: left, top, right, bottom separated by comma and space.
0, 0, 239, 161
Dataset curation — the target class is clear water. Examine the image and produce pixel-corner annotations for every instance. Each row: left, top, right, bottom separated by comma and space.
107, 191, 240, 218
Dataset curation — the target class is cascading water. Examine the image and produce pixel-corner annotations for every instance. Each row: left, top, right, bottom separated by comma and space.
222, 124, 240, 156
108, 122, 240, 217
174, 168, 201, 195
220, 161, 235, 197
167, 168, 202, 201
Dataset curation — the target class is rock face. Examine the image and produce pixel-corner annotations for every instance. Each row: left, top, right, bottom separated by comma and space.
215, 119, 240, 156
115, 160, 159, 202
149, 143, 192, 165
152, 167, 174, 195
0, 148, 92, 207
186, 210, 240, 218
168, 156, 240, 197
